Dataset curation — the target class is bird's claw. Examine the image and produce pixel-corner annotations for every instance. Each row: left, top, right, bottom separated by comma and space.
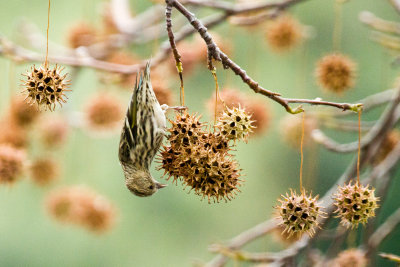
161, 104, 187, 113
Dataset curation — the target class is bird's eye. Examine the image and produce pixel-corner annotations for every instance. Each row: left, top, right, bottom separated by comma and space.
149, 185, 154, 190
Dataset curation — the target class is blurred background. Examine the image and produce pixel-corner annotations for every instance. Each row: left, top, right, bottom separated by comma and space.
0, 0, 399, 266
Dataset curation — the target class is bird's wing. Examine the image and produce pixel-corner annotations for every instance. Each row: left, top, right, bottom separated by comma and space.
118, 73, 142, 164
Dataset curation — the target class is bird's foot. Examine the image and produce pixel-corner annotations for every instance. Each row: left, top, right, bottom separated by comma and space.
161, 104, 187, 113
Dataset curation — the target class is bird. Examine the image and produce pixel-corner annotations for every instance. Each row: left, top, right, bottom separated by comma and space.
118, 62, 167, 197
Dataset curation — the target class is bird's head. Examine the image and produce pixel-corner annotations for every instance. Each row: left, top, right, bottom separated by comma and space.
125, 169, 167, 197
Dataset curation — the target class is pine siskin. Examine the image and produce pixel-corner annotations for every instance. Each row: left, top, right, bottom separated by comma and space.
118, 63, 167, 197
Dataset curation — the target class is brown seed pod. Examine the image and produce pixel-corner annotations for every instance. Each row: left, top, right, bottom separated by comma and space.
216, 105, 255, 142
0, 120, 27, 149
45, 186, 116, 233
30, 158, 59, 186
167, 112, 206, 150
280, 114, 316, 148
8, 96, 40, 127
38, 116, 69, 148
315, 53, 357, 94
0, 145, 26, 185
182, 144, 242, 203
333, 181, 379, 228
67, 21, 97, 48
331, 248, 367, 267
372, 130, 400, 165
275, 189, 324, 237
22, 64, 70, 111
265, 15, 303, 52
76, 194, 116, 233
84, 93, 124, 131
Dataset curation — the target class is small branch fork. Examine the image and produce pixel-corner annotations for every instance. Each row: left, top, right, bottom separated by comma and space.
165, 0, 362, 114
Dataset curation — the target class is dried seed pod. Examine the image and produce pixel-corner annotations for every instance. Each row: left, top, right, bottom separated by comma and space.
22, 64, 70, 111
67, 21, 97, 48
265, 15, 303, 52
0, 145, 25, 185
331, 248, 367, 267
30, 158, 59, 186
216, 105, 255, 142
8, 96, 40, 127
167, 112, 206, 149
276, 189, 324, 237
158, 145, 184, 183
76, 194, 116, 233
333, 181, 379, 228
201, 132, 230, 154
0, 120, 27, 149
315, 53, 357, 94
182, 144, 242, 203
84, 93, 124, 131
45, 186, 116, 233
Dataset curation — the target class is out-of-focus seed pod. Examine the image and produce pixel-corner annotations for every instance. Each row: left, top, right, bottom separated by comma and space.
315, 53, 357, 94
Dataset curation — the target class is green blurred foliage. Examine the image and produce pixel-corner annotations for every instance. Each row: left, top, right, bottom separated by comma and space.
0, 0, 399, 266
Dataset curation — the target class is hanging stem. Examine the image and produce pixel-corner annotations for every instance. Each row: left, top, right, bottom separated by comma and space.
211, 68, 221, 124
357, 109, 362, 184
300, 112, 305, 194
333, 0, 343, 51
45, 0, 51, 68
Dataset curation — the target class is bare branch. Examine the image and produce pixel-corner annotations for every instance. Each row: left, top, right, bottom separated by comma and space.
368, 208, 400, 250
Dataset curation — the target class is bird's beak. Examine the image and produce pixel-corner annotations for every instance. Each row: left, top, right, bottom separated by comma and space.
156, 183, 167, 189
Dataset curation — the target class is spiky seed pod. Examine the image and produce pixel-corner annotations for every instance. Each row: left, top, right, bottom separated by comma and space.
0, 120, 27, 149
201, 132, 231, 154
38, 116, 69, 148
280, 114, 316, 148
0, 145, 25, 184
315, 53, 357, 94
158, 145, 183, 183
206, 88, 270, 135
8, 96, 40, 127
331, 248, 367, 267
45, 186, 116, 233
84, 93, 124, 131
30, 158, 59, 186
22, 64, 70, 111
216, 105, 255, 142
333, 181, 379, 228
373, 130, 400, 165
167, 112, 206, 149
276, 189, 324, 237
182, 144, 242, 203
265, 15, 303, 52
67, 22, 97, 48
